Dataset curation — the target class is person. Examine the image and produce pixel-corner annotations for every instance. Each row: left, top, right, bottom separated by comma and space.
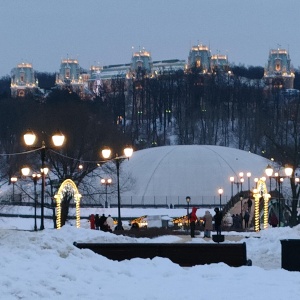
89, 214, 95, 230
202, 210, 213, 238
106, 214, 114, 232
244, 210, 250, 229
95, 214, 100, 230
190, 207, 198, 238
99, 214, 107, 231
284, 210, 290, 226
247, 198, 253, 213
243, 201, 248, 215
269, 212, 278, 227
213, 207, 222, 235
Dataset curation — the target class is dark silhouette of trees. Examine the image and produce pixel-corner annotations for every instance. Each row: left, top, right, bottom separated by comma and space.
36, 72, 56, 90
0, 76, 11, 99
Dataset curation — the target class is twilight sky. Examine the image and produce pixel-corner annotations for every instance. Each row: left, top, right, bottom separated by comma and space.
1, 0, 300, 77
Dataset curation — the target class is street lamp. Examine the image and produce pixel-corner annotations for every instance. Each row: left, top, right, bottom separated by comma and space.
218, 188, 223, 210
22, 166, 42, 231
101, 146, 133, 230
101, 178, 112, 208
11, 176, 18, 201
229, 173, 247, 195
23, 129, 65, 230
239, 172, 244, 192
229, 176, 234, 198
240, 196, 243, 216
265, 164, 273, 191
247, 172, 251, 192
264, 164, 294, 227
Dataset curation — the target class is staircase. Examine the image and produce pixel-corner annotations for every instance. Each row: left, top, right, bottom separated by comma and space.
221, 192, 254, 229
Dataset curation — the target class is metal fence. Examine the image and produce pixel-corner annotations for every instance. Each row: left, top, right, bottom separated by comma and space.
1, 193, 230, 208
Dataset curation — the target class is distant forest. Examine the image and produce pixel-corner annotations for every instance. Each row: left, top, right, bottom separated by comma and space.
1, 64, 300, 225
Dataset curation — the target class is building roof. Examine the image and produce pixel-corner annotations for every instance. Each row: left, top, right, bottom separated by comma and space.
121, 145, 271, 205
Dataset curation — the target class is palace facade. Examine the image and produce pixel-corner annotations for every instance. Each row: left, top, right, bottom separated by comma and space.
10, 45, 295, 98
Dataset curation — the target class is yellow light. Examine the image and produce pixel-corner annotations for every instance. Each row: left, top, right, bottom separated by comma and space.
265, 164, 273, 177
263, 194, 270, 229
52, 131, 65, 147
11, 176, 18, 183
102, 147, 111, 159
55, 196, 61, 229
124, 146, 133, 158
253, 188, 261, 232
284, 165, 293, 177
23, 130, 36, 146
21, 167, 30, 176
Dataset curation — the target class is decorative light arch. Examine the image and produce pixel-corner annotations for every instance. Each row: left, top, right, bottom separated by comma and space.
253, 179, 270, 232
54, 179, 82, 229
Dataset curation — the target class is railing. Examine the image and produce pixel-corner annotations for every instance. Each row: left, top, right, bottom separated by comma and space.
1, 194, 230, 208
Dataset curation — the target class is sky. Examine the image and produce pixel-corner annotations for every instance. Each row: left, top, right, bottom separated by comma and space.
1, 210, 300, 299
1, 0, 300, 77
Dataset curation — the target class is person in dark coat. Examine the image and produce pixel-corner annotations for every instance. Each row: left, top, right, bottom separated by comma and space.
247, 198, 253, 213
95, 214, 100, 230
269, 212, 278, 227
213, 207, 222, 235
190, 207, 198, 238
99, 214, 107, 231
244, 210, 250, 228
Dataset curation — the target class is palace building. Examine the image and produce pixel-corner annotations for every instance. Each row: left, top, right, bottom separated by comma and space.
188, 44, 211, 72
10, 63, 37, 97
55, 58, 92, 99
264, 48, 295, 89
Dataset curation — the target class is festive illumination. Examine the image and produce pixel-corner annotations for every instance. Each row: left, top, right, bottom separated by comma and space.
74, 193, 82, 228
253, 189, 260, 232
55, 196, 61, 229
263, 194, 271, 229
253, 178, 269, 232
54, 179, 81, 229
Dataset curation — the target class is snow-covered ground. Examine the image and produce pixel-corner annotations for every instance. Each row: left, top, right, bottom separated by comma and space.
1, 208, 300, 300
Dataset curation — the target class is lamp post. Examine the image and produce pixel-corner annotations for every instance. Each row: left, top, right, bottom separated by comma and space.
101, 178, 112, 208
101, 146, 133, 230
240, 196, 243, 216
32, 173, 42, 231
229, 173, 248, 196
247, 172, 251, 192
21, 167, 42, 231
11, 176, 18, 201
186, 196, 191, 229
23, 129, 65, 230
239, 172, 244, 192
264, 164, 294, 227
218, 188, 223, 210
229, 176, 234, 198
265, 164, 273, 191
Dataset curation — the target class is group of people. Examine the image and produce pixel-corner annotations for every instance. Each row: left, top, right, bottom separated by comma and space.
189, 207, 222, 238
89, 213, 115, 232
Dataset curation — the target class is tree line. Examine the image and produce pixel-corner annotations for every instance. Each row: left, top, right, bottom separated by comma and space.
1, 64, 300, 225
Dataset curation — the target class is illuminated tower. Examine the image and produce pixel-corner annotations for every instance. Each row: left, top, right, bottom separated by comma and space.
264, 48, 295, 89
210, 54, 229, 71
10, 62, 37, 97
128, 48, 153, 79
188, 44, 211, 73
55, 58, 89, 98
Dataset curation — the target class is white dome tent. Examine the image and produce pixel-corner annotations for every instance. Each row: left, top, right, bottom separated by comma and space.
120, 145, 271, 207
